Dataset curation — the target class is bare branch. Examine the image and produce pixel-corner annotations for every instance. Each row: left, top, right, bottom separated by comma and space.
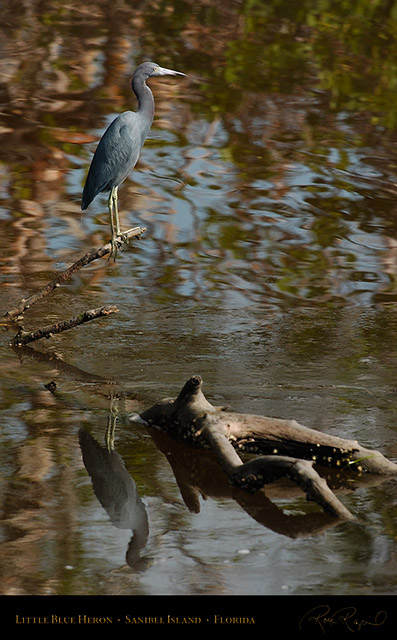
3, 227, 146, 321
199, 414, 355, 520
10, 305, 119, 346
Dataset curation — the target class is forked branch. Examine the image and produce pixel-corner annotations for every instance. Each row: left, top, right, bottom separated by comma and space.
3, 226, 146, 322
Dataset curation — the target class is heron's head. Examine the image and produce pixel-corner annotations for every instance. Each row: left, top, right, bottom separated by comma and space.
135, 61, 187, 79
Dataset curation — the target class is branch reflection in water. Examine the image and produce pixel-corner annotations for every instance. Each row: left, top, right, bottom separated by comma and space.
79, 394, 393, 571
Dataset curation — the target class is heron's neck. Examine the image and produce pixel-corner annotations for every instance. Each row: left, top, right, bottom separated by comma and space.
132, 75, 155, 124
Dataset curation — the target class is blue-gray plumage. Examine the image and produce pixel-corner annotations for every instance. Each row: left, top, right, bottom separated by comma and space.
81, 61, 186, 260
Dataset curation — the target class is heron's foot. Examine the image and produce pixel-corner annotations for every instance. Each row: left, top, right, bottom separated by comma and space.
116, 230, 130, 245
107, 231, 130, 261
108, 238, 119, 262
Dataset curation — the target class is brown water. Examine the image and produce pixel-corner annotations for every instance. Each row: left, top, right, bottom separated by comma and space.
1, 0, 397, 603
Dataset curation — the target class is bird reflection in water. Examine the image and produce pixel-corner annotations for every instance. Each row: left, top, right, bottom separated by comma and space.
79, 412, 149, 569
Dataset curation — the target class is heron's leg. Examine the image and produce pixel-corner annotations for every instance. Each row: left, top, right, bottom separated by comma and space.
112, 186, 129, 243
112, 186, 121, 236
105, 395, 118, 451
108, 188, 118, 261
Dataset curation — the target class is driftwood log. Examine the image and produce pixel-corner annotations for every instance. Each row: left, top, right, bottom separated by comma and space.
139, 375, 397, 521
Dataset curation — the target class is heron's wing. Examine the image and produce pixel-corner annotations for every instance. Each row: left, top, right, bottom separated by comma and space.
81, 111, 142, 209
99, 112, 142, 184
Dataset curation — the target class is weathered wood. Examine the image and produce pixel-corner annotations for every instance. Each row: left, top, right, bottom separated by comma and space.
139, 375, 397, 520
198, 414, 354, 520
146, 423, 352, 538
3, 226, 146, 322
10, 305, 119, 346
141, 375, 397, 476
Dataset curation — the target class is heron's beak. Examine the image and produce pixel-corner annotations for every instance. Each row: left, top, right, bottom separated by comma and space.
153, 66, 187, 77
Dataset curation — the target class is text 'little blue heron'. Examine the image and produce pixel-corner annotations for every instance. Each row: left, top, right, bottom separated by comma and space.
81, 61, 187, 260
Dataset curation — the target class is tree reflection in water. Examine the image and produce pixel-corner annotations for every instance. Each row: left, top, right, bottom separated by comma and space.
1, 0, 397, 597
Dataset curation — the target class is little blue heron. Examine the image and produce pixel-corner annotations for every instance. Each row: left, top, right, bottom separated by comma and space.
81, 61, 187, 260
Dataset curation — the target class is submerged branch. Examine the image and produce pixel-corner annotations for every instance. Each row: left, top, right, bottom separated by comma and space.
3, 226, 146, 321
198, 413, 355, 520
10, 305, 119, 346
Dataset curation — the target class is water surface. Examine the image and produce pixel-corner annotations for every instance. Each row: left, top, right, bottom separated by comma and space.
1, 0, 397, 601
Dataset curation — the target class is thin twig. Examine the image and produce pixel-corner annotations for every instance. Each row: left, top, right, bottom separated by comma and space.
3, 226, 146, 321
10, 305, 119, 347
